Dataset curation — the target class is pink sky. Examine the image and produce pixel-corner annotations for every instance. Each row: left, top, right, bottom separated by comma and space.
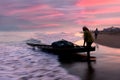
0, 0, 120, 32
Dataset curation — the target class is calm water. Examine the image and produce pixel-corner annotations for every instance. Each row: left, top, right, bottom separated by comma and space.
0, 31, 120, 80
61, 41, 120, 80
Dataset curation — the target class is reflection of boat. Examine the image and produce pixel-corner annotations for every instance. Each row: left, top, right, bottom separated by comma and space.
26, 39, 95, 55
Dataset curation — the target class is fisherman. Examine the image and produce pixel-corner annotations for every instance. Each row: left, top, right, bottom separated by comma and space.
94, 28, 99, 40
82, 26, 94, 61
82, 26, 94, 47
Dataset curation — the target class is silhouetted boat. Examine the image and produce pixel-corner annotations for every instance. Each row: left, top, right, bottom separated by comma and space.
26, 39, 95, 55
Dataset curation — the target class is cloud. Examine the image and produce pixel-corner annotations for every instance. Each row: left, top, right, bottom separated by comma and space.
76, 0, 120, 7
79, 5, 120, 15
75, 17, 120, 26
74, 0, 120, 26
0, 0, 120, 31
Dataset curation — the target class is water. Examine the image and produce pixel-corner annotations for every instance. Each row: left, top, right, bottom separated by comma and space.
0, 31, 81, 80
0, 31, 120, 80
61, 41, 120, 80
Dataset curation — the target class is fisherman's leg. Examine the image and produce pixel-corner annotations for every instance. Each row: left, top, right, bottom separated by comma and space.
95, 34, 98, 40
86, 42, 93, 61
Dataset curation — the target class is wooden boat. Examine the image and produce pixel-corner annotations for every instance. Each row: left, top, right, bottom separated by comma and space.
27, 39, 96, 62
26, 39, 95, 55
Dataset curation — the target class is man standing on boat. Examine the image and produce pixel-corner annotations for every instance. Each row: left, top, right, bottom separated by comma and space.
82, 26, 94, 61
82, 26, 94, 47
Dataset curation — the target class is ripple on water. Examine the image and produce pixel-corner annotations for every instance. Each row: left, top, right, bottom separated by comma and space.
0, 44, 80, 80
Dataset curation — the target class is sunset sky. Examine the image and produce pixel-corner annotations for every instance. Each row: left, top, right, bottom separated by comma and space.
0, 0, 120, 32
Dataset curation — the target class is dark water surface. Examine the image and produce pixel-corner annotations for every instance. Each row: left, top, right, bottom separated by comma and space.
60, 44, 120, 80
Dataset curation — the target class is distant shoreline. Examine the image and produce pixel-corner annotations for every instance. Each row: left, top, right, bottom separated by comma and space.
94, 32, 120, 48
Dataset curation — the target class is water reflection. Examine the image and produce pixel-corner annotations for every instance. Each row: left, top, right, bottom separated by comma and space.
58, 53, 96, 64
84, 61, 95, 80
94, 43, 99, 49
61, 41, 120, 80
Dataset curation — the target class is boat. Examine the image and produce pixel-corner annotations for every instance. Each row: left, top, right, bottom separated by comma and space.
26, 39, 95, 55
